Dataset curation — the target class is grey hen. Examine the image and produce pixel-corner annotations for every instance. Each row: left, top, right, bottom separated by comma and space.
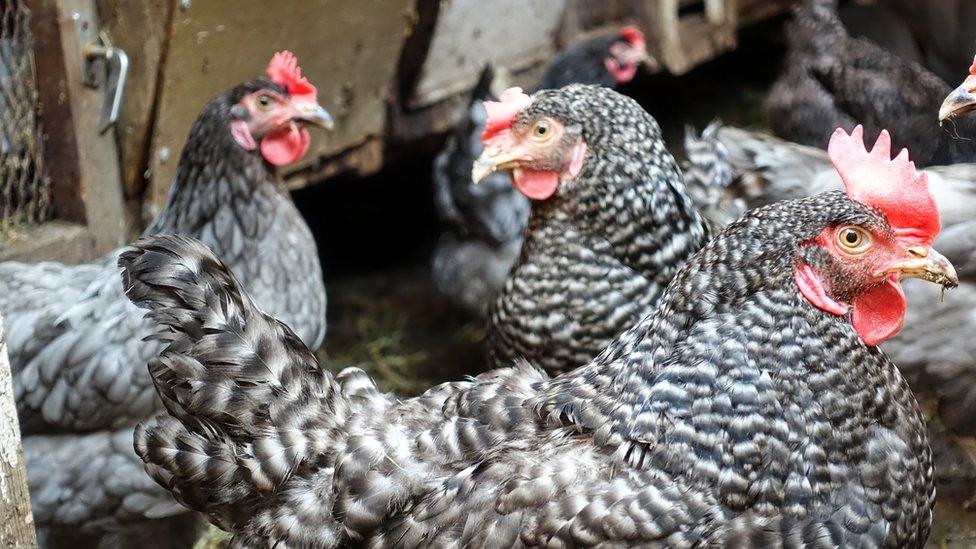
685, 122, 976, 437
0, 52, 330, 545
431, 68, 529, 313
126, 124, 953, 544
479, 85, 708, 374
431, 27, 649, 315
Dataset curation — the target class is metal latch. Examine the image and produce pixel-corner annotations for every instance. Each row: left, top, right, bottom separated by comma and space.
81, 29, 128, 134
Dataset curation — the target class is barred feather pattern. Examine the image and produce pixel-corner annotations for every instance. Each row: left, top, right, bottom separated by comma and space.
432, 33, 643, 316
130, 188, 932, 547
0, 79, 327, 541
487, 85, 709, 373
685, 123, 976, 436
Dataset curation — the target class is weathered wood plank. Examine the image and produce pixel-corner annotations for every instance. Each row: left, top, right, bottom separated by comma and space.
644, 0, 738, 76
0, 314, 38, 549
53, 0, 128, 253
0, 222, 91, 263
408, 0, 567, 109
95, 0, 174, 207
144, 0, 414, 221
27, 0, 87, 225
26, 0, 128, 257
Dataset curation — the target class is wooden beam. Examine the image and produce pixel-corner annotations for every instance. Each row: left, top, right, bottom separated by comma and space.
27, 0, 86, 225
95, 0, 174, 206
0, 313, 38, 549
26, 0, 127, 256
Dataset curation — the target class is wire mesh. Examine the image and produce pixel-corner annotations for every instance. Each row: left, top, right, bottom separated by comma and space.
0, 0, 50, 230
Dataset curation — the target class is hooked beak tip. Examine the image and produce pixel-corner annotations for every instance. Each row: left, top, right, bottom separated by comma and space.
298, 104, 334, 130
471, 160, 495, 185
887, 248, 959, 289
939, 84, 976, 123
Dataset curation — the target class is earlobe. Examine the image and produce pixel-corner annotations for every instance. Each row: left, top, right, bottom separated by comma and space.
230, 119, 257, 151
565, 141, 587, 179
795, 262, 849, 316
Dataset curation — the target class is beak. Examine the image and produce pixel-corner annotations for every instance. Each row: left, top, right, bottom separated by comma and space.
472, 141, 523, 184
939, 77, 976, 123
293, 98, 334, 130
881, 246, 959, 289
630, 49, 653, 67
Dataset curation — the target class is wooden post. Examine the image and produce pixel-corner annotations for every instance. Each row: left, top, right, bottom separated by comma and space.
26, 0, 128, 256
0, 313, 38, 548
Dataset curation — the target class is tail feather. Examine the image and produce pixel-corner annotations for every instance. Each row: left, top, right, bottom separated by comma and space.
681, 121, 746, 228
683, 122, 860, 231
714, 125, 841, 204
121, 235, 347, 525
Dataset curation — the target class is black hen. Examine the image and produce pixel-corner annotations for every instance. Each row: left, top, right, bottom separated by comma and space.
766, 0, 976, 166
126, 125, 954, 543
432, 27, 649, 314
0, 52, 331, 544
478, 85, 708, 373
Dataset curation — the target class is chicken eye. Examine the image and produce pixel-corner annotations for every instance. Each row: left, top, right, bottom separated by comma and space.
256, 94, 274, 110
836, 226, 871, 254
532, 120, 552, 141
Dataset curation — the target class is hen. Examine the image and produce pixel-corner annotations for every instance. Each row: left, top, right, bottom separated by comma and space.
1, 52, 331, 545
766, 0, 976, 167
685, 122, 976, 440
478, 85, 707, 373
432, 27, 648, 314
126, 126, 954, 547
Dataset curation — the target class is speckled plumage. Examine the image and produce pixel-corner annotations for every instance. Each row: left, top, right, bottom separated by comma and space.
685, 123, 976, 437
766, 0, 976, 167
0, 79, 326, 543
487, 85, 708, 373
129, 184, 935, 546
432, 32, 640, 315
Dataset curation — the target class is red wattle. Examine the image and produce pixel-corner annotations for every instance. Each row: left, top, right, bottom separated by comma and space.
851, 275, 907, 346
605, 58, 638, 84
260, 124, 310, 166
512, 169, 560, 200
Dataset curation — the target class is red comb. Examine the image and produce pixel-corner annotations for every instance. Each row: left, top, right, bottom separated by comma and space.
827, 126, 940, 244
266, 51, 316, 99
481, 87, 532, 142
969, 54, 976, 75
620, 26, 646, 51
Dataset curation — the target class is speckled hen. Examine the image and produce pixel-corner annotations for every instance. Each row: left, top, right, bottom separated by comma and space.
477, 84, 708, 373
126, 126, 952, 547
432, 27, 649, 314
684, 121, 976, 440
0, 52, 330, 545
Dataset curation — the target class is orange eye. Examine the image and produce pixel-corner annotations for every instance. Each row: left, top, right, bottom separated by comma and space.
836, 226, 871, 254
